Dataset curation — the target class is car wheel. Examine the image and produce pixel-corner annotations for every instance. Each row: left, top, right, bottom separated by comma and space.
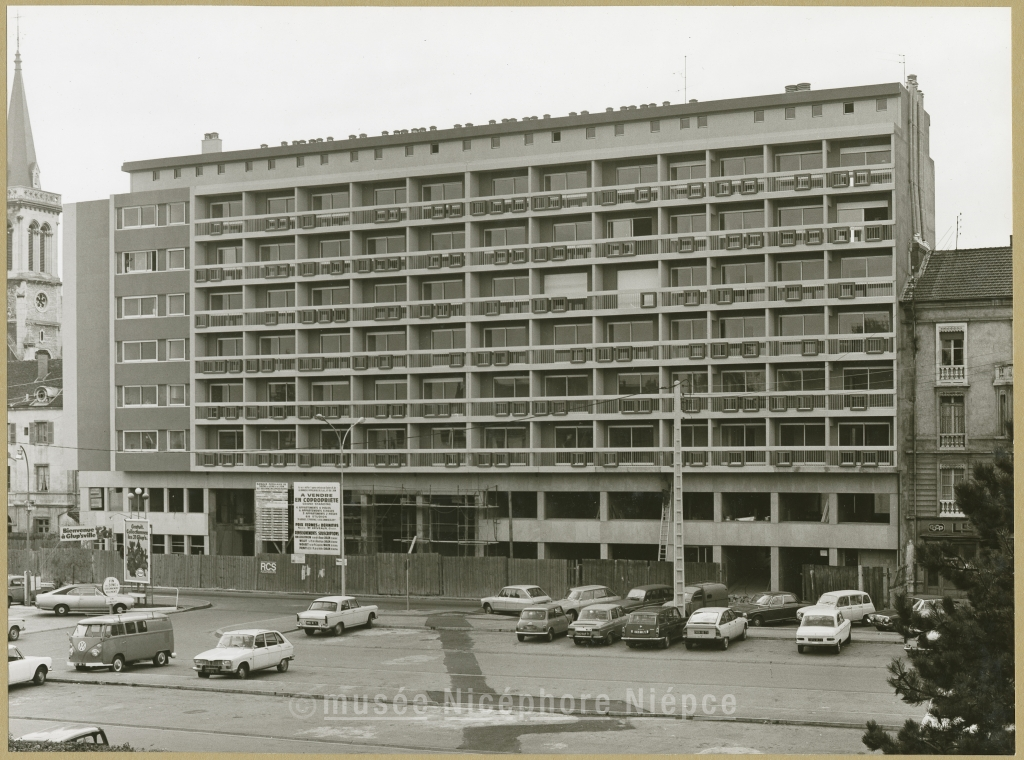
546, 629, 554, 642
721, 637, 730, 651
332, 623, 344, 636
277, 659, 289, 673
751, 616, 763, 627
573, 638, 583, 646
740, 626, 747, 641
835, 640, 842, 654
32, 666, 47, 685
483, 604, 494, 614
236, 663, 249, 679
8, 626, 19, 641
54, 604, 69, 616
517, 634, 525, 642
153, 651, 168, 667
366, 613, 375, 628
303, 628, 315, 636
198, 671, 210, 678
685, 641, 694, 650
111, 655, 126, 673
862, 615, 871, 626
798, 645, 805, 654
75, 664, 86, 671
627, 642, 637, 649
113, 604, 127, 614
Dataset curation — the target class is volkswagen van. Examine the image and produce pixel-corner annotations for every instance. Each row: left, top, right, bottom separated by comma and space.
69, 612, 175, 672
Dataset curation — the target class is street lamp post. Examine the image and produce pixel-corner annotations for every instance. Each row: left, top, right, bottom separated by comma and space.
15, 446, 32, 535
315, 414, 365, 597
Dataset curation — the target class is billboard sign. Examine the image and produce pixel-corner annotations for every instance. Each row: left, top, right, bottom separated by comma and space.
293, 482, 341, 555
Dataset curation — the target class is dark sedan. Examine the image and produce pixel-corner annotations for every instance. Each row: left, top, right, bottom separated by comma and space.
731, 592, 809, 627
618, 584, 673, 612
867, 596, 941, 632
622, 606, 685, 649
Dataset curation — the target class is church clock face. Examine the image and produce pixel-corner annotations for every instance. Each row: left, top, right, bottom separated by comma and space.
35, 292, 48, 311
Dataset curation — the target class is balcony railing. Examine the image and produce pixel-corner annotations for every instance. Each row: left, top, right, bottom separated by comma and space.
938, 500, 966, 517
939, 433, 966, 449
937, 365, 967, 385
994, 364, 1013, 385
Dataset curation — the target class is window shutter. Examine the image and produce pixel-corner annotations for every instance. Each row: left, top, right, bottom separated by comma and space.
185, 340, 190, 360
116, 208, 123, 230
185, 204, 190, 224
116, 298, 123, 318
158, 295, 167, 316
158, 430, 166, 451
149, 251, 157, 271
158, 204, 168, 226
158, 340, 167, 361
116, 386, 123, 407
158, 385, 168, 406
184, 247, 190, 268
158, 249, 167, 271
29, 423, 37, 444
116, 253, 124, 274
116, 342, 122, 363
185, 294, 190, 315
46, 422, 54, 443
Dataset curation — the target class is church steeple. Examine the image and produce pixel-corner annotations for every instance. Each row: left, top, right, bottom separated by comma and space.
7, 46, 41, 189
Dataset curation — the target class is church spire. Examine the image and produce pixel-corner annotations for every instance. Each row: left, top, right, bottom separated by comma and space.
8, 42, 40, 190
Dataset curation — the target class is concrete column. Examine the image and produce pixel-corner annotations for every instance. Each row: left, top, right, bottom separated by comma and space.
599, 491, 609, 521
536, 542, 546, 559
415, 495, 426, 553
712, 545, 722, 563
536, 491, 546, 521
360, 494, 373, 554
827, 493, 839, 524
770, 546, 780, 591
713, 492, 723, 522
770, 492, 779, 523
828, 548, 839, 566
600, 543, 609, 559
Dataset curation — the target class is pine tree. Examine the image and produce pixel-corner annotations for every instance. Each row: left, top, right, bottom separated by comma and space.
863, 448, 1014, 754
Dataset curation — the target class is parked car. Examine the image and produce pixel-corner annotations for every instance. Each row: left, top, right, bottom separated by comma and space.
516, 603, 571, 642
556, 585, 620, 621
18, 726, 109, 746
8, 643, 51, 685
35, 584, 135, 615
796, 590, 874, 626
569, 603, 629, 645
684, 607, 748, 650
193, 629, 294, 679
732, 592, 809, 627
867, 596, 940, 632
296, 595, 378, 636
622, 606, 685, 648
661, 582, 730, 626
619, 584, 673, 612
8, 575, 55, 607
9, 617, 26, 641
481, 585, 551, 615
69, 612, 175, 672
796, 605, 852, 654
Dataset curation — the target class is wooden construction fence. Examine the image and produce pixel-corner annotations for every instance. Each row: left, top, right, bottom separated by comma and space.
801, 564, 894, 607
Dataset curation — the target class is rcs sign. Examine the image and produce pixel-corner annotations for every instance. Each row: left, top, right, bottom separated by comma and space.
260, 561, 277, 574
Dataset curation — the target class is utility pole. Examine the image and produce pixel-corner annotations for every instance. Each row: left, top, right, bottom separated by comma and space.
316, 414, 365, 597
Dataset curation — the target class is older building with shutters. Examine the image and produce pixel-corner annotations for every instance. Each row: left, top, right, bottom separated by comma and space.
899, 242, 1013, 595
66, 79, 934, 591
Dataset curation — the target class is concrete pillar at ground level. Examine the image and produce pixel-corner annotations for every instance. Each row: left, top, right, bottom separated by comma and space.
770, 493, 779, 523
712, 545, 722, 563
828, 548, 839, 566
599, 492, 609, 521
600, 543, 609, 559
713, 492, 723, 522
415, 496, 426, 552
770, 546, 780, 591
827, 493, 839, 524
536, 542, 546, 559
536, 491, 546, 521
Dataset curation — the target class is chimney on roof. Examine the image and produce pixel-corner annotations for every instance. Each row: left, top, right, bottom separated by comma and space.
35, 352, 49, 382
202, 133, 222, 153
785, 85, 798, 93
689, 99, 698, 104
797, 82, 811, 91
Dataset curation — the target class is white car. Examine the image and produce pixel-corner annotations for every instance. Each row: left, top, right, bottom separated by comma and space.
193, 629, 294, 679
796, 605, 852, 654
296, 595, 378, 636
34, 584, 135, 616
684, 607, 747, 650
8, 644, 51, 686
9, 617, 26, 641
556, 585, 621, 621
19, 726, 109, 746
481, 585, 551, 614
796, 590, 874, 626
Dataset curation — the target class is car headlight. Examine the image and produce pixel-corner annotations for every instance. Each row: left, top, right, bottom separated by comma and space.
220, 660, 233, 667
69, 647, 74, 656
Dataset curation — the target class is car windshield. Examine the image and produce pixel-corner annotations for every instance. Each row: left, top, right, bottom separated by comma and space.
579, 609, 609, 621
817, 595, 838, 606
567, 590, 584, 600
521, 610, 546, 620
73, 624, 106, 638
631, 613, 658, 624
526, 588, 544, 597
626, 589, 646, 601
751, 594, 773, 606
688, 611, 720, 624
802, 615, 836, 628
309, 602, 338, 611
217, 634, 254, 648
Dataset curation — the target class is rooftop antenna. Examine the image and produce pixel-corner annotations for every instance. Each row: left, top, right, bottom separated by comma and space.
684, 56, 687, 102
899, 54, 906, 85
955, 213, 961, 250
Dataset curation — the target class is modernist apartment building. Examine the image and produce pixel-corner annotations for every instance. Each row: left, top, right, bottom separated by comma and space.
66, 79, 935, 591
899, 243, 1013, 596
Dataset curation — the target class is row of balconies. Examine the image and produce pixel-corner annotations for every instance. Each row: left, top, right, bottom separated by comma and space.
192, 169, 895, 238
191, 392, 895, 422
192, 280, 894, 330
192, 337, 893, 376
191, 446, 896, 470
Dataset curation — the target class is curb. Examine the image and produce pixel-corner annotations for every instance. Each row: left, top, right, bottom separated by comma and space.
43, 675, 905, 731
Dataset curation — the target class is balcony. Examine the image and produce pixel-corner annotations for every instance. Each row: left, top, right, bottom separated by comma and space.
994, 364, 1013, 386
938, 500, 966, 518
937, 365, 967, 386
939, 433, 966, 449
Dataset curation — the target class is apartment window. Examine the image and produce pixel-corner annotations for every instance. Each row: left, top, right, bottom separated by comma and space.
196, 166, 204, 176
586, 126, 596, 139
173, 168, 181, 179
209, 200, 242, 218
839, 254, 892, 278
121, 296, 157, 318
210, 383, 243, 403
170, 535, 186, 554
544, 375, 589, 397
152, 535, 166, 554
121, 205, 157, 228
650, 120, 660, 133
553, 323, 592, 345
843, 102, 854, 115
777, 368, 825, 392
775, 151, 823, 171
778, 205, 824, 227
319, 332, 350, 353
218, 430, 244, 450
720, 261, 765, 283
122, 341, 157, 362
720, 370, 766, 393
367, 428, 406, 449
167, 340, 186, 360
373, 379, 407, 401
189, 536, 205, 555
267, 159, 276, 170
543, 171, 586, 192
492, 276, 528, 297
718, 208, 765, 232
484, 427, 527, 449
617, 372, 659, 395
124, 386, 158, 407
812, 104, 822, 117
374, 148, 383, 160
373, 283, 407, 303
259, 335, 296, 355
551, 131, 561, 143
430, 231, 466, 250
555, 425, 593, 448
785, 107, 796, 120
405, 145, 414, 157
490, 137, 500, 149
35, 465, 50, 492
430, 143, 439, 154
721, 423, 765, 447
552, 221, 592, 242
523, 133, 533, 146
297, 156, 305, 167
214, 164, 224, 175
210, 291, 243, 311
311, 286, 349, 306
321, 154, 330, 164
670, 317, 707, 341
422, 182, 463, 202
609, 425, 656, 448
492, 377, 529, 398
312, 381, 350, 401
152, 170, 160, 181
169, 385, 187, 406
365, 331, 406, 352
260, 429, 296, 450
940, 332, 965, 366
608, 321, 654, 342
615, 165, 657, 185
268, 382, 296, 403
8, 423, 15, 444
776, 258, 824, 281
33, 517, 50, 534
697, 116, 708, 128
350, 150, 359, 162
606, 217, 653, 238
720, 155, 764, 176
266, 288, 295, 308
430, 427, 467, 449
483, 326, 528, 347
940, 466, 966, 505
843, 366, 893, 390
838, 422, 890, 446
168, 431, 187, 451
167, 294, 186, 315
484, 226, 527, 247
258, 243, 296, 261
876, 98, 887, 112
312, 191, 350, 210
680, 118, 690, 129
939, 396, 966, 446
779, 423, 825, 447
672, 370, 709, 395
245, 161, 253, 172
838, 494, 889, 524
462, 139, 472, 151
123, 431, 158, 451
266, 196, 296, 214
373, 187, 407, 206
422, 279, 464, 300
669, 162, 706, 181
426, 327, 463, 350
753, 110, 764, 123
718, 315, 765, 339
366, 235, 405, 255
614, 124, 625, 136
216, 337, 243, 357
837, 310, 890, 334
122, 250, 156, 273
422, 378, 465, 400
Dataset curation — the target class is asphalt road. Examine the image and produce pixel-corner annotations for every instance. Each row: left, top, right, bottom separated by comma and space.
8, 592, 920, 753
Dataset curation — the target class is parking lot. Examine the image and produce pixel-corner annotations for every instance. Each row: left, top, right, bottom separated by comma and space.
8, 590, 919, 753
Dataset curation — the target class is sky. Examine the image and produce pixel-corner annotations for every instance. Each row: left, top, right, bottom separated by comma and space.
6, 5, 1013, 263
